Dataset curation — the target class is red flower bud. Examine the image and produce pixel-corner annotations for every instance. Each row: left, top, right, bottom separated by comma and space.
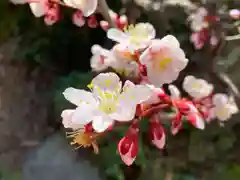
149, 115, 166, 150
118, 122, 139, 166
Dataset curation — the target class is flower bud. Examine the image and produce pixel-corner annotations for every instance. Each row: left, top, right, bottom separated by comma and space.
149, 115, 166, 149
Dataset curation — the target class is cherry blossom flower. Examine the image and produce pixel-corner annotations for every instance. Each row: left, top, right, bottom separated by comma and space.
62, 73, 152, 133
63, 0, 98, 17
107, 23, 156, 51
229, 9, 240, 20
118, 122, 139, 166
211, 94, 239, 121
90, 44, 140, 77
183, 75, 213, 99
188, 7, 208, 31
140, 35, 188, 87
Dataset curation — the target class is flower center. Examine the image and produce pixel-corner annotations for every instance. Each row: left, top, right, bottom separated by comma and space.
192, 83, 202, 89
153, 56, 172, 72
98, 91, 118, 114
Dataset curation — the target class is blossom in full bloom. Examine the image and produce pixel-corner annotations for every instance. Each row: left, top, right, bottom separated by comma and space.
107, 23, 156, 51
62, 73, 152, 132
63, 0, 98, 17
211, 94, 239, 121
183, 75, 213, 99
140, 35, 188, 87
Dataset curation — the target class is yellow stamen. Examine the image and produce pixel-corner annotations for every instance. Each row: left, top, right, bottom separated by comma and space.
67, 129, 99, 153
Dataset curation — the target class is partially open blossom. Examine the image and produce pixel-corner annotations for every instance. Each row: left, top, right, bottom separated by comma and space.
149, 115, 166, 149
229, 9, 240, 20
211, 94, 239, 121
62, 73, 152, 133
171, 112, 182, 135
90, 44, 140, 78
90, 45, 112, 72
118, 122, 139, 166
72, 10, 85, 27
183, 75, 213, 99
169, 85, 205, 130
63, 0, 98, 17
107, 23, 156, 51
188, 7, 208, 31
140, 35, 188, 87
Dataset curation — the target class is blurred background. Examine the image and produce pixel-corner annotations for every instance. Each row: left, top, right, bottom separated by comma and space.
0, 0, 240, 179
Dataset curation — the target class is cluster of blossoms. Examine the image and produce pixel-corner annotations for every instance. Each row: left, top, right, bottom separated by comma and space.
188, 7, 220, 49
10, 0, 99, 27
11, 0, 239, 166
60, 18, 238, 165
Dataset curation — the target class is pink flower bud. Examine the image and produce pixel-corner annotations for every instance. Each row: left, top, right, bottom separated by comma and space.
88, 15, 98, 28
149, 115, 166, 149
100, 21, 109, 31
72, 10, 85, 27
229, 9, 240, 20
118, 123, 139, 166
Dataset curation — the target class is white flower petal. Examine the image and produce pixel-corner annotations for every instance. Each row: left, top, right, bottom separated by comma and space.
168, 85, 181, 99
109, 104, 136, 122
61, 109, 84, 130
29, 2, 45, 17
120, 84, 152, 105
107, 28, 128, 43
212, 93, 228, 106
63, 87, 97, 106
135, 23, 156, 40
159, 35, 180, 49
71, 104, 96, 125
92, 113, 114, 132
81, 0, 98, 17
91, 73, 122, 94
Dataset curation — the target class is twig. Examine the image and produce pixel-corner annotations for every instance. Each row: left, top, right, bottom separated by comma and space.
98, 0, 117, 28
226, 34, 240, 41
